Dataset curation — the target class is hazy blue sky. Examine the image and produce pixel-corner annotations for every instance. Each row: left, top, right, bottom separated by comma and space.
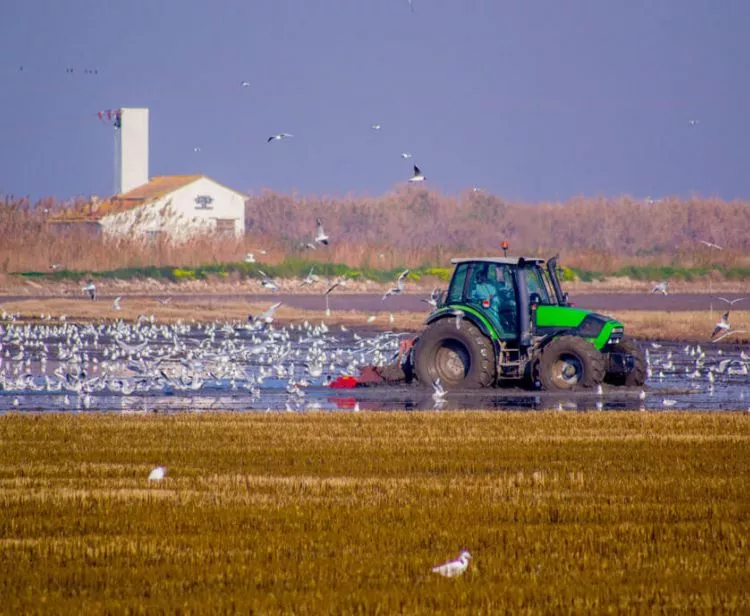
0, 0, 747, 202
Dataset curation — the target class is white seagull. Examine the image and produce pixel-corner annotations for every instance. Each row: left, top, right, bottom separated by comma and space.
240, 80, 250, 87
382, 269, 410, 300
421, 287, 441, 309
258, 270, 279, 292
450, 308, 465, 330
113, 296, 122, 311
711, 311, 732, 340
315, 218, 329, 246
244, 252, 256, 264
267, 133, 293, 143
432, 378, 446, 402
370, 124, 382, 131
400, 152, 413, 159
324, 278, 347, 296
408, 165, 425, 182
148, 466, 166, 481
300, 267, 317, 287
698, 239, 723, 250
651, 280, 669, 295
252, 302, 282, 325
718, 297, 745, 306
82, 281, 96, 300
432, 551, 472, 578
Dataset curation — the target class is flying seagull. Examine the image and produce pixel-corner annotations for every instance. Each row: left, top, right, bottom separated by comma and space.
370, 124, 382, 131
251, 302, 282, 325
432, 378, 446, 403
711, 311, 731, 340
314, 218, 329, 246
450, 308, 465, 330
421, 287, 441, 309
408, 165, 426, 182
688, 119, 700, 126
324, 278, 347, 296
400, 152, 413, 159
148, 466, 166, 481
698, 239, 723, 250
718, 297, 745, 306
651, 280, 669, 296
81, 281, 96, 300
300, 267, 317, 287
432, 551, 471, 578
382, 269, 410, 300
258, 270, 279, 292
240, 80, 250, 87
267, 133, 293, 143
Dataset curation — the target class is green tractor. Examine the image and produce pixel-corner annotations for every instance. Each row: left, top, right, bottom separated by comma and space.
410, 256, 646, 391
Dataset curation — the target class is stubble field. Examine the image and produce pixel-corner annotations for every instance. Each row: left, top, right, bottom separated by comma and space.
0, 412, 748, 613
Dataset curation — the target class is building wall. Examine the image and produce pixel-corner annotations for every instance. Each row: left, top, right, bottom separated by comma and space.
99, 177, 246, 242
116, 108, 149, 195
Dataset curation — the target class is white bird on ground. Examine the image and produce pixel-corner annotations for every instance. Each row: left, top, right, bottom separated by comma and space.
113, 296, 122, 311
258, 271, 279, 292
718, 297, 745, 306
408, 165, 426, 182
367, 315, 376, 323
267, 133, 293, 143
148, 466, 166, 481
651, 280, 669, 295
662, 399, 677, 407
244, 252, 256, 264
382, 270, 410, 300
82, 281, 96, 300
315, 218, 329, 246
432, 551, 471, 578
158, 297, 171, 305
432, 378, 446, 402
698, 239, 723, 250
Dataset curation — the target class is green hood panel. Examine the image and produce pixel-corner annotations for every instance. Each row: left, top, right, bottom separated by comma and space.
535, 305, 593, 328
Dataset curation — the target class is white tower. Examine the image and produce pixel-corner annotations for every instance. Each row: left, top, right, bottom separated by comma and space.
115, 107, 149, 195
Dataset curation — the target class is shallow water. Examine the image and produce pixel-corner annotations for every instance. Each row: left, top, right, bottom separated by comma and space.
0, 320, 747, 413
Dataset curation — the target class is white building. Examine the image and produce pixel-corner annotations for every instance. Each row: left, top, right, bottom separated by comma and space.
50, 107, 246, 241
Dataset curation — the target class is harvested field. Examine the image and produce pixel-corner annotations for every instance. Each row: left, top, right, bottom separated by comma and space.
0, 412, 748, 613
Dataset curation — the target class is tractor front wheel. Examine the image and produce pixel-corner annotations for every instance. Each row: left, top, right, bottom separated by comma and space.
538, 336, 606, 391
605, 337, 647, 387
414, 318, 495, 389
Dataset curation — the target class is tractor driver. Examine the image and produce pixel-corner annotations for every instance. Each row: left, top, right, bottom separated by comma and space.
472, 265, 516, 336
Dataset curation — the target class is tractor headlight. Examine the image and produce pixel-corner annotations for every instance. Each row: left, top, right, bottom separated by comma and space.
577, 315, 605, 339
607, 326, 624, 345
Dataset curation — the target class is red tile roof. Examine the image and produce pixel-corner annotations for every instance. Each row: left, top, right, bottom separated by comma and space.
48, 175, 203, 223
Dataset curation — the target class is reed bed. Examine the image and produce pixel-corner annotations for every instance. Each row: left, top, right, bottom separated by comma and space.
0, 412, 748, 613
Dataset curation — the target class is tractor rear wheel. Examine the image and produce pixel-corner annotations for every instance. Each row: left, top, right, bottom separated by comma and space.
538, 336, 606, 391
414, 318, 495, 389
605, 337, 647, 387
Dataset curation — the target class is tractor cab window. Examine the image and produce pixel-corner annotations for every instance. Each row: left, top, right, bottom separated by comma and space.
524, 265, 553, 305
447, 264, 469, 304
467, 263, 517, 339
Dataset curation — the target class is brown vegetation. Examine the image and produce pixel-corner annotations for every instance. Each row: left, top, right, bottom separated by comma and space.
0, 412, 748, 613
2, 190, 749, 275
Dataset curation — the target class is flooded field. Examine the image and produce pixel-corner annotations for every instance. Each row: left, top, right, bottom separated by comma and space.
0, 319, 747, 413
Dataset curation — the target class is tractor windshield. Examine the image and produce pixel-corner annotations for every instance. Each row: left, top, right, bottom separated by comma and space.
523, 265, 556, 305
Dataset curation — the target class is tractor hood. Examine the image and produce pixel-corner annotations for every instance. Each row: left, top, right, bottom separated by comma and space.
535, 305, 624, 349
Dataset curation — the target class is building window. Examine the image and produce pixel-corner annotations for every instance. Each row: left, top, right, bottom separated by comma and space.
214, 219, 236, 235
194, 195, 214, 210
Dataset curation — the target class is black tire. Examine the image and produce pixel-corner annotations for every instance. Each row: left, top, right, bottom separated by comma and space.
538, 336, 606, 391
605, 337, 647, 387
414, 318, 495, 389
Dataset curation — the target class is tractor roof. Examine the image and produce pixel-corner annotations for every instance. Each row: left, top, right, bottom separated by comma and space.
450, 257, 546, 266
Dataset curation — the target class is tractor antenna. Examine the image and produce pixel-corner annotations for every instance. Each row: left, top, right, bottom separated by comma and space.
501, 241, 509, 257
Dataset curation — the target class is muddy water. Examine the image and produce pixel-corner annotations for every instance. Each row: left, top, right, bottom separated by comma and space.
0, 322, 747, 413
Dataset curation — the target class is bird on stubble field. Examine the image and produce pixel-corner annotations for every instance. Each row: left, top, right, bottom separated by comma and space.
432, 551, 472, 577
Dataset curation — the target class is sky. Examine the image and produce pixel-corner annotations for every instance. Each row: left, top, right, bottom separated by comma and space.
0, 0, 748, 202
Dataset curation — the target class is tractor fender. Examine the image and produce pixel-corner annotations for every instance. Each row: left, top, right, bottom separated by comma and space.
425, 309, 494, 341
424, 310, 500, 365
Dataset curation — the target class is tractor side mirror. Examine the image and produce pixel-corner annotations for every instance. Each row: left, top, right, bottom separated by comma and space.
529, 292, 542, 307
